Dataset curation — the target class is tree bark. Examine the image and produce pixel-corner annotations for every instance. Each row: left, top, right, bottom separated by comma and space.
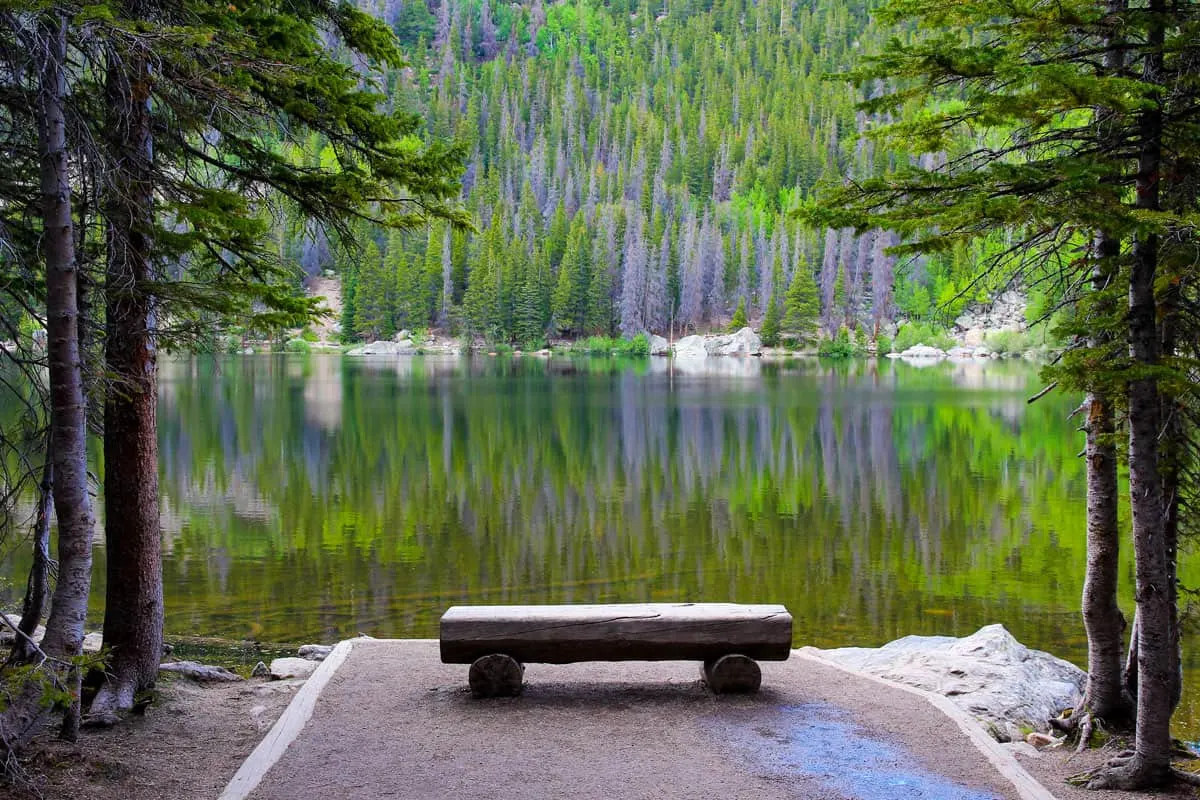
92, 24, 163, 715
1092, 3, 1173, 785
0, 12, 98, 754
1079, 386, 1130, 723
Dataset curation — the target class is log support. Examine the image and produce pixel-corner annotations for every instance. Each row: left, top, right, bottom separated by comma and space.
702, 654, 762, 694
469, 654, 524, 698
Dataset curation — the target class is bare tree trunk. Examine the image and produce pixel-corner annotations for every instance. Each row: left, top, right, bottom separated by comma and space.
1091, 5, 1172, 786
92, 23, 163, 715
1078, 385, 1130, 723
0, 12, 98, 755
9, 456, 53, 666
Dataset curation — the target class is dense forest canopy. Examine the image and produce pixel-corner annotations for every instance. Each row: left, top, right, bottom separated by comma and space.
316, 0, 1009, 346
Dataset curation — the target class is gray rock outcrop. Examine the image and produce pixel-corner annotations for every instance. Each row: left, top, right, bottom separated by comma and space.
648, 334, 670, 355
672, 335, 707, 359
346, 339, 416, 356
814, 624, 1084, 742
704, 327, 761, 356
954, 290, 1028, 345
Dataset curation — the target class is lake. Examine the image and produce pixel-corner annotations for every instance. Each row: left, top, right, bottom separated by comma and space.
1, 353, 1195, 733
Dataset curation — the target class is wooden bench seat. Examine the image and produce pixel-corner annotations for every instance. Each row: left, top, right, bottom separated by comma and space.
439, 602, 792, 697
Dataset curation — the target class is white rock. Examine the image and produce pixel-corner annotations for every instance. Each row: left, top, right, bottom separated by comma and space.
963, 328, 986, 347
394, 329, 411, 342
82, 632, 103, 653
946, 346, 975, 359
672, 334, 707, 359
269, 657, 318, 680
159, 661, 243, 682
898, 344, 947, 359
704, 327, 761, 356
816, 624, 1084, 743
298, 644, 333, 661
648, 334, 670, 355
346, 340, 416, 356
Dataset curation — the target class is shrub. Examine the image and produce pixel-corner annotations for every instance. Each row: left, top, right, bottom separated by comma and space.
284, 338, 311, 353
893, 322, 955, 352
727, 299, 749, 332
984, 329, 1030, 356
818, 327, 860, 358
300, 327, 320, 343
875, 334, 893, 355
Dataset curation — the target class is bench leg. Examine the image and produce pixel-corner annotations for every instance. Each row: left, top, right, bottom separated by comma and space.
469, 653, 524, 698
702, 654, 762, 694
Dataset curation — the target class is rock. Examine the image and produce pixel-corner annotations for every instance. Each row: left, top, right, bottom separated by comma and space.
82, 632, 103, 653
648, 334, 670, 355
1025, 731, 1060, 750
963, 328, 986, 347
0, 614, 45, 645
946, 346, 975, 359
269, 657, 318, 680
672, 334, 707, 359
251, 661, 271, 678
898, 344, 947, 360
704, 327, 761, 356
816, 624, 1085, 743
159, 661, 243, 682
298, 644, 333, 661
345, 340, 416, 356
239, 347, 255, 355
394, 329, 411, 342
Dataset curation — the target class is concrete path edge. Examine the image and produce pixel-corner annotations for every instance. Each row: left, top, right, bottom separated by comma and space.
218, 637, 359, 800
793, 647, 1059, 800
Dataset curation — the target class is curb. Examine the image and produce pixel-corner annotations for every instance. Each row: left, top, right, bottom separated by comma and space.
218, 637, 358, 800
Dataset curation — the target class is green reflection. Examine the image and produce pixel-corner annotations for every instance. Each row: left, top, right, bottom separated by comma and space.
1, 354, 1196, 734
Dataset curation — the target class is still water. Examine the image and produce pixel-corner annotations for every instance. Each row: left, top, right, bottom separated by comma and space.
2, 354, 1195, 730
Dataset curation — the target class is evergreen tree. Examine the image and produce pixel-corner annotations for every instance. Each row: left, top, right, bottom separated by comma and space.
727, 298, 748, 332
781, 258, 820, 345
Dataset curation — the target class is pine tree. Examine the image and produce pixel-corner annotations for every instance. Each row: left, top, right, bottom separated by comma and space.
727, 298, 748, 332
781, 257, 820, 345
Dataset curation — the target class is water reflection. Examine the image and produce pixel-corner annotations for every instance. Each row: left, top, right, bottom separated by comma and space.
1, 353, 1195, 732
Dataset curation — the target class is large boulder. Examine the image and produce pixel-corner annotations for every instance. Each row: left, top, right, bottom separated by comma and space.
814, 624, 1084, 742
647, 334, 670, 356
346, 339, 416, 356
672, 335, 707, 359
705, 327, 762, 356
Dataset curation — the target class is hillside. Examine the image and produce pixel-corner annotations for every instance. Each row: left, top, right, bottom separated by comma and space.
315, 0, 1001, 346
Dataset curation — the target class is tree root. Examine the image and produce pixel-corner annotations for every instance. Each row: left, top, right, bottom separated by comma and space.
1081, 753, 1172, 791
1075, 714, 1094, 754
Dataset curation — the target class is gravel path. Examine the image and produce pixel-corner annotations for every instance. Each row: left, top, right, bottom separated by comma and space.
242, 640, 1037, 800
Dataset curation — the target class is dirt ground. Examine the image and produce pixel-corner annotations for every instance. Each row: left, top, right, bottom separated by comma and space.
7, 673, 298, 800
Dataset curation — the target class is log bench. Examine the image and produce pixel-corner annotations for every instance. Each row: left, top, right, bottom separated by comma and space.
439, 602, 793, 698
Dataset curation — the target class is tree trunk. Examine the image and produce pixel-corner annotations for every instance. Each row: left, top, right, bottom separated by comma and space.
0, 12, 97, 754
1079, 387, 1130, 723
92, 27, 163, 715
1072, 0, 1133, 730
1092, 3, 1173, 785
9, 456, 53, 666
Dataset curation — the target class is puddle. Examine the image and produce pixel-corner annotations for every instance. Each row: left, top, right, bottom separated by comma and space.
707, 703, 1002, 800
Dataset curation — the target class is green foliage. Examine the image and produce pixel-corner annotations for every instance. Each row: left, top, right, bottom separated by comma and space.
284, 338, 312, 353
727, 299, 749, 332
984, 330, 1030, 358
781, 260, 820, 345
568, 335, 650, 357
875, 334, 893, 356
760, 292, 782, 348
893, 322, 955, 353
818, 327, 861, 359
299, 328, 320, 343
